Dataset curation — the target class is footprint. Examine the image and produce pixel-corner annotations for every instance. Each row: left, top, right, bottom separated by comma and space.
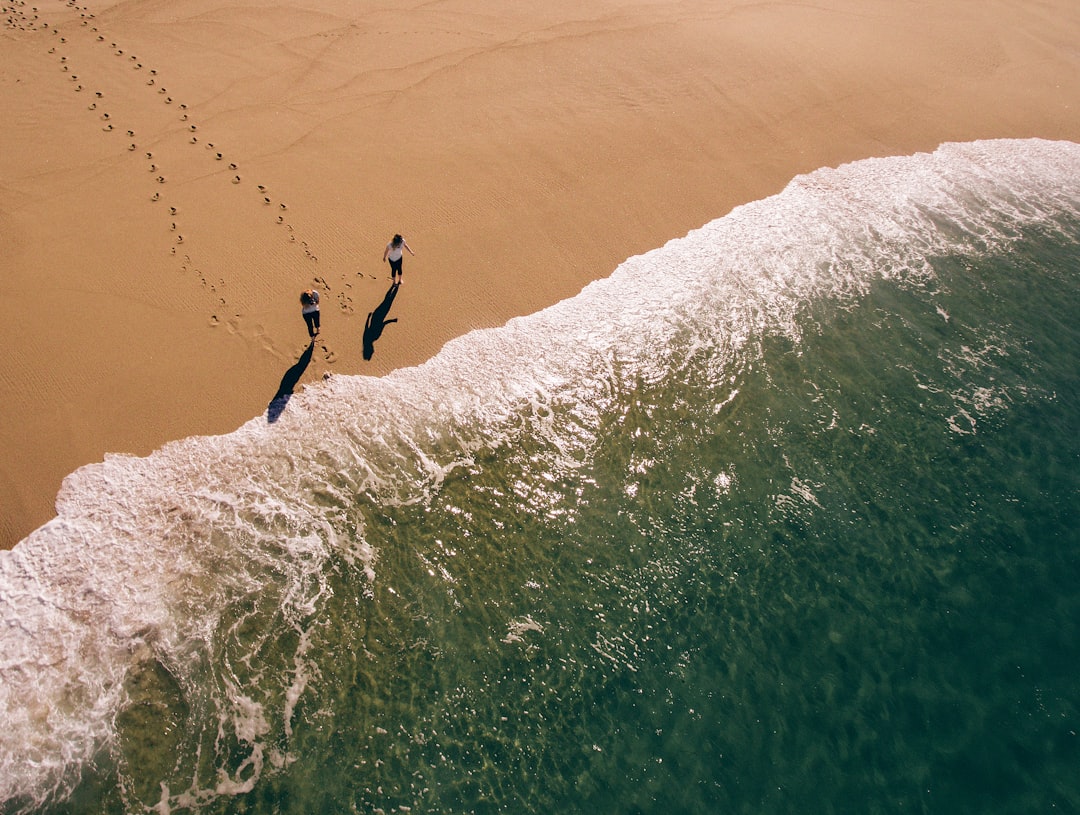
253, 326, 276, 354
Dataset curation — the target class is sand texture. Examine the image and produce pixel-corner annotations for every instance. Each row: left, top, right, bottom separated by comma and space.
2, 0, 1080, 547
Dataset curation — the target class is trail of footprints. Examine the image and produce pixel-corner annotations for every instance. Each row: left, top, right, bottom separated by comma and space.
5, 0, 367, 362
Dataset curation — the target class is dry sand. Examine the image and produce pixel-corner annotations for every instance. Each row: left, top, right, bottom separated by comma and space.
2, 0, 1080, 548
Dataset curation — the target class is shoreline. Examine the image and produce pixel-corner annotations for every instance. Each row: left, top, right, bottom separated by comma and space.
3, 0, 1080, 548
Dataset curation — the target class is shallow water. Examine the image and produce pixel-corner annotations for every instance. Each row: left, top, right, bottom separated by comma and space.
2, 139, 1079, 814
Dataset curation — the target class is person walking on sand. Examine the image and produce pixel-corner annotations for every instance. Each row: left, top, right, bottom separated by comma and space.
300, 288, 320, 338
382, 234, 414, 284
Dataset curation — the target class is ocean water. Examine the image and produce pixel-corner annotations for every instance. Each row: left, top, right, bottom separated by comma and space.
1, 139, 1079, 815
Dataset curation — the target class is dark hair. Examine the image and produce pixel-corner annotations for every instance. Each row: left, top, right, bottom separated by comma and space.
300, 290, 312, 305
391, 234, 403, 247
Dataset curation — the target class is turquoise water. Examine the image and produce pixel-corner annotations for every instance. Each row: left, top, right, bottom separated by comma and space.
2, 140, 1079, 814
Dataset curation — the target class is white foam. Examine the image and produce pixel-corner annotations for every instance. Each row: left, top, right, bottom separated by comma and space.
2, 138, 1080, 810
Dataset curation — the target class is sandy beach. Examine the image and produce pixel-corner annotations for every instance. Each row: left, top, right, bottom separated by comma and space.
1, 0, 1079, 549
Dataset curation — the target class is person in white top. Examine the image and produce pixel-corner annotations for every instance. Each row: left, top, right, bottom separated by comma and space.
382, 234, 415, 284
300, 289, 320, 338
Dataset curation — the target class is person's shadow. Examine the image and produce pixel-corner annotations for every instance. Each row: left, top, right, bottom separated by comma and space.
267, 341, 314, 423
363, 282, 400, 360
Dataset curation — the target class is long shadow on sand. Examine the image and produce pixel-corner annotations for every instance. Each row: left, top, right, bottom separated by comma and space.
363, 282, 400, 361
267, 341, 314, 423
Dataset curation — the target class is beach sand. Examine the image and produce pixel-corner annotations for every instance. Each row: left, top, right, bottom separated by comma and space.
2, 0, 1079, 548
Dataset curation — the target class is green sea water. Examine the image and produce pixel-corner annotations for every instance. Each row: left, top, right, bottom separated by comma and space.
56, 222, 1080, 815
5, 142, 1079, 815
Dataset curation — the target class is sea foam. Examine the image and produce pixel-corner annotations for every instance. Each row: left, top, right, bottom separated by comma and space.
2, 138, 1079, 811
